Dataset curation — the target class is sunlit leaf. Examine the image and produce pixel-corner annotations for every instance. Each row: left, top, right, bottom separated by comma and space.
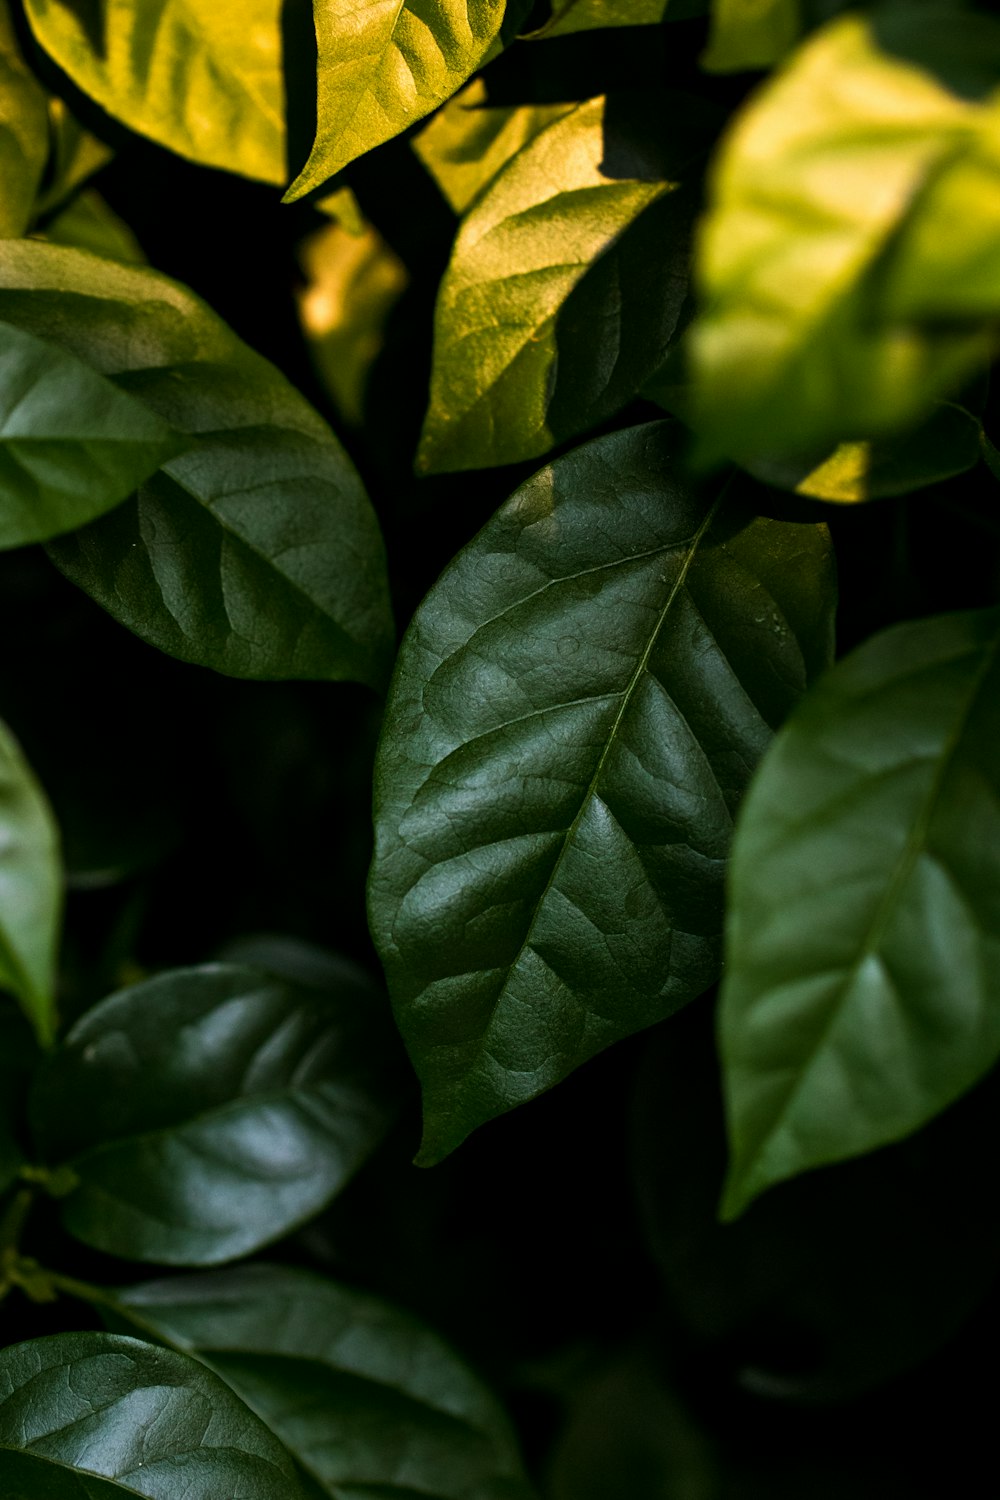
370, 422, 835, 1161
721, 608, 1000, 1217
0, 719, 60, 1049
0, 0, 49, 237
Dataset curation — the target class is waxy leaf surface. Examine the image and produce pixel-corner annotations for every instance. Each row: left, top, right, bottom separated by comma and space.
0, 719, 60, 1049
370, 422, 835, 1160
0, 1332, 308, 1499
721, 609, 1000, 1217
31, 963, 403, 1264
109, 1264, 534, 1499
24, 0, 286, 183
0, 1, 48, 237
0, 242, 393, 688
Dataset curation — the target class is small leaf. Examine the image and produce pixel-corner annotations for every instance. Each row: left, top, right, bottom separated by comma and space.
0, 241, 393, 688
33, 97, 114, 219
369, 421, 835, 1161
701, 0, 799, 73
31, 963, 404, 1264
0, 0, 48, 238
105, 1264, 535, 1499
0, 719, 61, 1049
0, 1331, 309, 1498
41, 189, 146, 265
286, 0, 514, 200
720, 608, 1000, 1218
536, 1, 675, 39
23, 0, 286, 184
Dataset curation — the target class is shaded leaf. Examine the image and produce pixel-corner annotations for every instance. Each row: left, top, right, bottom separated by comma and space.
0, 1007, 37, 1191
33, 97, 114, 219
369, 422, 835, 1161
720, 608, 1000, 1217
0, 1331, 308, 1498
0, 0, 49, 237
701, 0, 799, 73
536, 1, 676, 39
0, 241, 393, 688
0, 719, 60, 1049
41, 189, 146, 264
24, 0, 286, 184
31, 963, 404, 1264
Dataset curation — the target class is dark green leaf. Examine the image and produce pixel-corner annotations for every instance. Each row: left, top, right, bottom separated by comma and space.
369, 422, 835, 1161
0, 0, 48, 239
41, 190, 146, 265
0, 1331, 308, 1498
0, 1007, 37, 1191
23, 0, 286, 184
105, 1264, 534, 1499
701, 0, 799, 73
0, 718, 61, 1049
0, 241, 393, 688
31, 963, 404, 1264
720, 608, 1000, 1217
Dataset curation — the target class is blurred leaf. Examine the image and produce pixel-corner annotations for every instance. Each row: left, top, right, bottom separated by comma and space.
33, 97, 113, 218
31, 963, 404, 1264
0, 719, 60, 1049
536, 1, 677, 39
701, 0, 799, 73
370, 422, 835, 1162
0, 241, 393, 688
691, 8, 1000, 467
0, 0, 49, 237
721, 607, 1000, 1217
23, 0, 286, 184
0, 1332, 308, 1498
40, 189, 145, 264
0, 1007, 37, 1190
314, 184, 366, 235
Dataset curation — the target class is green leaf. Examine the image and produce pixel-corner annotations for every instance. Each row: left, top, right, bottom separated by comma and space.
0, 719, 61, 1050
535, 1, 676, 39
285, 0, 512, 200
33, 97, 114, 219
720, 608, 1000, 1218
0, 0, 49, 238
0, 319, 183, 549
41, 189, 146, 265
105, 1264, 535, 1499
0, 1007, 37, 1191
0, 241, 393, 688
417, 95, 706, 473
23, 0, 286, 185
369, 421, 835, 1162
690, 8, 1000, 467
0, 1331, 308, 1498
30, 963, 404, 1264
701, 0, 800, 73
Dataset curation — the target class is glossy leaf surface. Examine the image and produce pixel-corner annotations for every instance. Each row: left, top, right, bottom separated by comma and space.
23, 0, 286, 184
418, 96, 701, 473
31, 963, 403, 1263
109, 1264, 533, 1498
721, 608, 1000, 1217
0, 242, 392, 688
370, 422, 835, 1161
287, 0, 509, 199
0, 1332, 307, 1499
0, 719, 61, 1049
691, 8, 1000, 466
0, 1, 48, 238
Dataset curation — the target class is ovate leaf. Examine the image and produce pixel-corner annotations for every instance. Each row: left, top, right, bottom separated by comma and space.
23, 0, 286, 184
691, 8, 1000, 467
418, 95, 705, 473
370, 422, 835, 1161
31, 963, 404, 1263
286, 0, 511, 200
0, 719, 61, 1049
720, 609, 1000, 1217
701, 0, 800, 73
107, 1264, 535, 1499
0, 0, 49, 237
0, 1332, 308, 1499
0, 241, 393, 688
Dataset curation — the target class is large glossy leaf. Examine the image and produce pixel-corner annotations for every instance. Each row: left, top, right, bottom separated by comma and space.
417, 95, 705, 473
0, 1332, 308, 1499
285, 0, 512, 200
720, 608, 1000, 1218
23, 0, 286, 184
105, 1264, 534, 1499
0, 0, 48, 238
30, 963, 404, 1264
0, 241, 393, 688
0, 718, 61, 1050
369, 422, 835, 1161
0, 320, 183, 549
690, 8, 1000, 467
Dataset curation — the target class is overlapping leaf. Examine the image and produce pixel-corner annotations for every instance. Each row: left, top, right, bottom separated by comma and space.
721, 608, 1000, 1217
23, 0, 286, 183
370, 422, 835, 1161
0, 241, 393, 687
0, 718, 61, 1049
0, 0, 48, 237
40, 189, 146, 264
701, 0, 799, 72
31, 963, 404, 1263
0, 1332, 308, 1498
537, 1, 673, 38
105, 1264, 535, 1498
690, 7, 1000, 466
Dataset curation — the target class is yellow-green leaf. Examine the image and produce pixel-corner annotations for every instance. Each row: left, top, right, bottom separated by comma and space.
701, 0, 799, 73
0, 0, 48, 237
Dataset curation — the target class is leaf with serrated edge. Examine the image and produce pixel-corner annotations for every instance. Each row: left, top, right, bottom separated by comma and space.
0, 1332, 308, 1499
30, 963, 403, 1264
0, 0, 48, 237
369, 422, 836, 1161
0, 719, 61, 1049
721, 608, 1000, 1218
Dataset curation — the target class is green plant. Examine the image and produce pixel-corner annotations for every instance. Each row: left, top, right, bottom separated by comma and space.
1, 0, 1000, 1493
